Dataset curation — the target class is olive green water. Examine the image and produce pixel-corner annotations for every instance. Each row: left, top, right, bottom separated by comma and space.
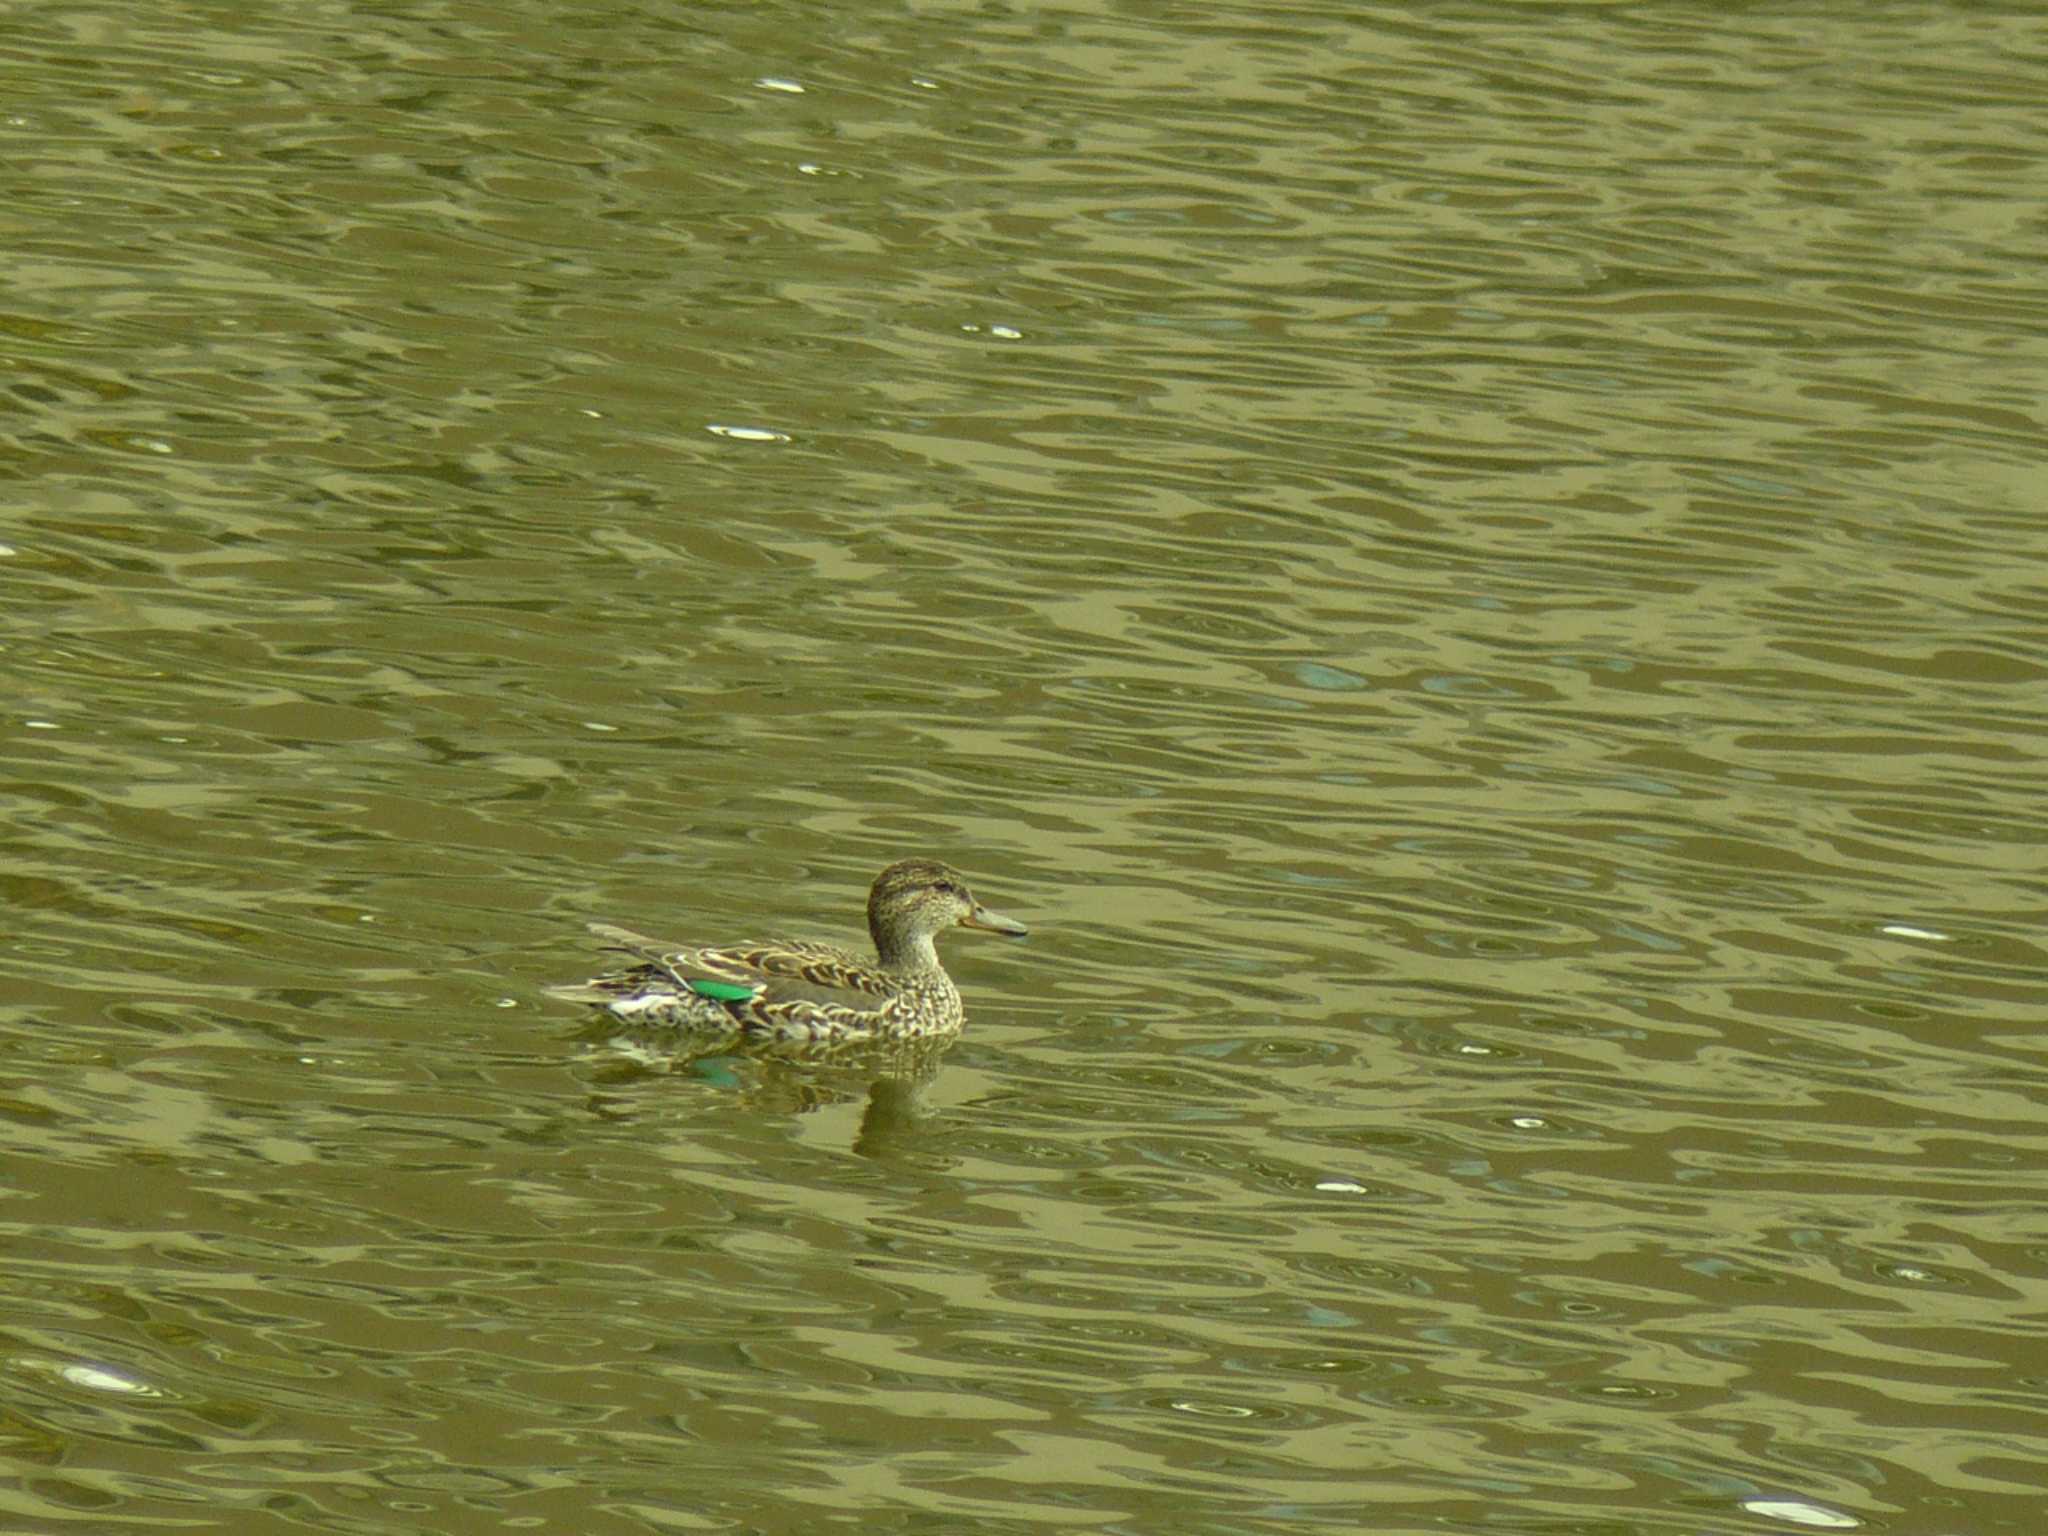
3, 4, 2045, 1532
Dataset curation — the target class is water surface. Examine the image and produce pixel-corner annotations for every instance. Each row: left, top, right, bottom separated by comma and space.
4, 3, 2045, 1532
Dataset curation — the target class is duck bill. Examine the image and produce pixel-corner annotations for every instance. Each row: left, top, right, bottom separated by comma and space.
961, 903, 1028, 938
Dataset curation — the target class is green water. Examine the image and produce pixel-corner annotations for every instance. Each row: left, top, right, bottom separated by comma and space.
3, 3, 2044, 1532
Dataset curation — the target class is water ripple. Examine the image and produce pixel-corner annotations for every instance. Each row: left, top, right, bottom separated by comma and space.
3, 2, 2045, 1532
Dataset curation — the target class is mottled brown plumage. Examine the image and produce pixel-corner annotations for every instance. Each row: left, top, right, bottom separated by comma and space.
552, 859, 1027, 1041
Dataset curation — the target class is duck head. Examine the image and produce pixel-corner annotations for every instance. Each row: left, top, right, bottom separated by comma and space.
868, 858, 1028, 966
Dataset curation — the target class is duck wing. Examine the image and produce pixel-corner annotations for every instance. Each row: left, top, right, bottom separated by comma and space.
573, 924, 893, 1029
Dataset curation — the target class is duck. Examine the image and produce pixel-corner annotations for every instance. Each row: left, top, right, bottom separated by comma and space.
553, 858, 1028, 1041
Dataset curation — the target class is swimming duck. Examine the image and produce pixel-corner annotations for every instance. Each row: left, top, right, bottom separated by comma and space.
554, 858, 1027, 1041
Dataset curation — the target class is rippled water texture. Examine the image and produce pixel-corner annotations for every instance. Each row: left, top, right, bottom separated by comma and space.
4, 3, 2045, 1532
